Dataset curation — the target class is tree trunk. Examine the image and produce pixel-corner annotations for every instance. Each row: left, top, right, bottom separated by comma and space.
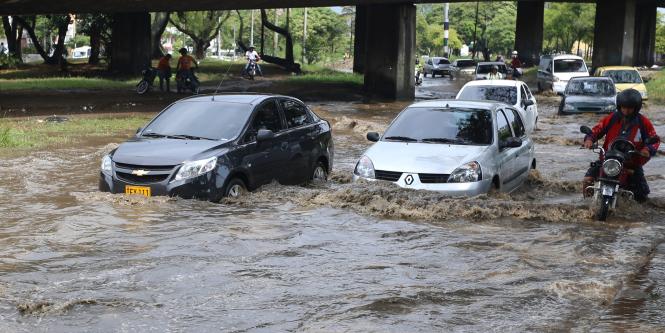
88, 26, 101, 64
151, 12, 170, 58
194, 39, 208, 59
2, 16, 23, 61
259, 9, 299, 73
14, 15, 70, 65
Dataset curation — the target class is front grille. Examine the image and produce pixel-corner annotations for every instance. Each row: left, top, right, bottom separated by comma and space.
418, 173, 450, 183
114, 162, 175, 172
375, 170, 403, 182
116, 172, 170, 184
578, 107, 601, 112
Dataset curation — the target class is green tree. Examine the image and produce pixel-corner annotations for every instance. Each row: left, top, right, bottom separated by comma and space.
169, 11, 231, 59
78, 14, 112, 64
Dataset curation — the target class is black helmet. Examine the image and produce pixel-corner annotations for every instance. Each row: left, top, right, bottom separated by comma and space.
616, 88, 642, 113
179, 47, 188, 54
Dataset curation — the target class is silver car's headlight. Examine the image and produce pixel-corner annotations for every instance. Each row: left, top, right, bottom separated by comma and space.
174, 156, 217, 181
604, 104, 615, 112
101, 155, 113, 175
354, 156, 375, 179
448, 161, 482, 183
602, 159, 622, 177
563, 104, 575, 112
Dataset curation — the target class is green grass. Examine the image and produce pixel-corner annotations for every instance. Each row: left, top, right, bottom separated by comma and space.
0, 77, 136, 91
287, 68, 363, 86
0, 115, 153, 149
645, 70, 665, 104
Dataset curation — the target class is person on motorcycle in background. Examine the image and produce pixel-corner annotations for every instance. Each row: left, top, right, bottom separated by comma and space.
156, 53, 172, 92
488, 65, 503, 80
582, 88, 660, 202
510, 50, 522, 80
415, 58, 423, 79
176, 48, 198, 89
243, 45, 263, 77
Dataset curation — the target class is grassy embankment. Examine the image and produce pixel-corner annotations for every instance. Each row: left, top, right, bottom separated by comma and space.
646, 70, 665, 104
0, 115, 152, 150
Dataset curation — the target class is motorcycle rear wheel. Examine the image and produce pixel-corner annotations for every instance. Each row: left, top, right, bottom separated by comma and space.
136, 80, 150, 95
596, 196, 611, 221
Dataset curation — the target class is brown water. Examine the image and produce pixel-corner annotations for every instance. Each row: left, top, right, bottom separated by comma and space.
1, 78, 664, 332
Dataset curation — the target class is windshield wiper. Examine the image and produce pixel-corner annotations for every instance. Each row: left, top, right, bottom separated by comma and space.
384, 136, 419, 142
168, 134, 214, 140
142, 132, 167, 138
421, 137, 466, 144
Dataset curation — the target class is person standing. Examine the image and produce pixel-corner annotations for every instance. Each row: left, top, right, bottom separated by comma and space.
156, 54, 172, 92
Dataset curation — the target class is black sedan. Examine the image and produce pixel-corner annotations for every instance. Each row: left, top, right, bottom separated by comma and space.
100, 94, 334, 200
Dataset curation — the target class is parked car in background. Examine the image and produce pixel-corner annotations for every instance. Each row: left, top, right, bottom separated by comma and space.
353, 100, 535, 196
537, 54, 589, 94
475, 62, 509, 80
100, 94, 334, 201
594, 66, 648, 100
456, 80, 538, 133
424, 57, 452, 78
450, 59, 477, 78
558, 77, 617, 115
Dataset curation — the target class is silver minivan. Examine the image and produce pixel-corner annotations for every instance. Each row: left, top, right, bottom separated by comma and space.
537, 54, 589, 94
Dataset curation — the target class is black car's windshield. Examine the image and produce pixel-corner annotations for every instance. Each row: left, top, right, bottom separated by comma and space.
603, 70, 643, 84
456, 60, 476, 68
566, 80, 615, 96
143, 101, 252, 140
477, 64, 507, 74
383, 107, 493, 145
554, 59, 587, 72
458, 86, 518, 105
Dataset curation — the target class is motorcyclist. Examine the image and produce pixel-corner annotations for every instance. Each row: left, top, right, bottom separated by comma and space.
415, 58, 424, 85
176, 48, 199, 92
487, 65, 503, 80
582, 88, 660, 202
510, 50, 522, 79
156, 53, 172, 92
243, 45, 263, 77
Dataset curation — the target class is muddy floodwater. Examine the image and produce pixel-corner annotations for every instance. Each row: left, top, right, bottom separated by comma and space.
1, 77, 665, 332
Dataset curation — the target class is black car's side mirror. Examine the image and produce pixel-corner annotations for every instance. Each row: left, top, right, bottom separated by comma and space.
523, 100, 534, 107
367, 132, 380, 142
500, 137, 523, 149
136, 127, 142, 134
256, 129, 275, 142
580, 126, 593, 135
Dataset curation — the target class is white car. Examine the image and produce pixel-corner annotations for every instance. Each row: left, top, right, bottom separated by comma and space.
537, 54, 590, 94
353, 100, 536, 196
456, 80, 538, 133
475, 62, 509, 80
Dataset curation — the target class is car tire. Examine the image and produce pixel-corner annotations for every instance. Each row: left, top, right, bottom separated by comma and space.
224, 177, 247, 198
310, 161, 328, 185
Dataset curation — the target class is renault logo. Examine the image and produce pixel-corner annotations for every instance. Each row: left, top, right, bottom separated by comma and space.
132, 169, 150, 176
405, 174, 414, 185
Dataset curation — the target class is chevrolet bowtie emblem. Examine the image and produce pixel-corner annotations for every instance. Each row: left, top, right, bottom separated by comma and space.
132, 169, 149, 176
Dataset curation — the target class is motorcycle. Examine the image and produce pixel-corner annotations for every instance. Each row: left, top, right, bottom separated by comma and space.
136, 67, 157, 95
415, 70, 423, 86
176, 70, 200, 94
580, 125, 658, 221
244, 60, 258, 80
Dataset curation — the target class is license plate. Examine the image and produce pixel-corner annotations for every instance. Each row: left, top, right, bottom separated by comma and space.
125, 185, 151, 197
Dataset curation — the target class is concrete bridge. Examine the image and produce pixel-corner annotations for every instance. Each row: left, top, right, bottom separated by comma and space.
1, 0, 662, 99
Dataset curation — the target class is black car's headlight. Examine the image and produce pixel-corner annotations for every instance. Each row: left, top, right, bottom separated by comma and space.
602, 159, 622, 177
101, 155, 113, 175
174, 157, 217, 181
448, 161, 482, 183
354, 156, 375, 179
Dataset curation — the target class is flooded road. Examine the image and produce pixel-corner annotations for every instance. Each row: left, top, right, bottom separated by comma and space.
1, 77, 664, 332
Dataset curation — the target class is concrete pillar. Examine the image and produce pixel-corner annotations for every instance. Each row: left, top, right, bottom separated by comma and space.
592, 0, 636, 68
363, 3, 415, 100
110, 13, 151, 75
634, 1, 657, 66
514, 1, 543, 67
353, 5, 368, 74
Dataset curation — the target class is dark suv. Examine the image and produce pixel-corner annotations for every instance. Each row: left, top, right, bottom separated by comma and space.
99, 94, 334, 200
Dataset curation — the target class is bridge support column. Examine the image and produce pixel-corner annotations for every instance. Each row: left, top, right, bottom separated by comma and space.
592, 0, 637, 68
514, 1, 543, 67
353, 5, 367, 74
110, 12, 151, 75
362, 3, 415, 100
634, 1, 657, 66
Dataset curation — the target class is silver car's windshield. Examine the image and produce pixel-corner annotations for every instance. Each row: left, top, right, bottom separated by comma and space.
383, 107, 493, 145
458, 86, 518, 105
566, 80, 615, 96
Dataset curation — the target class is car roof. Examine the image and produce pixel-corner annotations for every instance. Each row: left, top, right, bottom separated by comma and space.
477, 62, 506, 66
569, 76, 613, 81
550, 54, 584, 61
408, 99, 505, 110
177, 93, 289, 106
597, 66, 638, 71
430, 56, 448, 60
461, 80, 522, 87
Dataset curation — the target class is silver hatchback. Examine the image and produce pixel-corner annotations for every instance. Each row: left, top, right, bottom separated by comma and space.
353, 100, 536, 196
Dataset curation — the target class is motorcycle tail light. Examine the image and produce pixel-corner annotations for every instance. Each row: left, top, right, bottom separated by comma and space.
602, 159, 622, 177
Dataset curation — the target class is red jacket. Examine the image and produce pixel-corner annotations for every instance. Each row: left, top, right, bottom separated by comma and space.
586, 112, 660, 166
